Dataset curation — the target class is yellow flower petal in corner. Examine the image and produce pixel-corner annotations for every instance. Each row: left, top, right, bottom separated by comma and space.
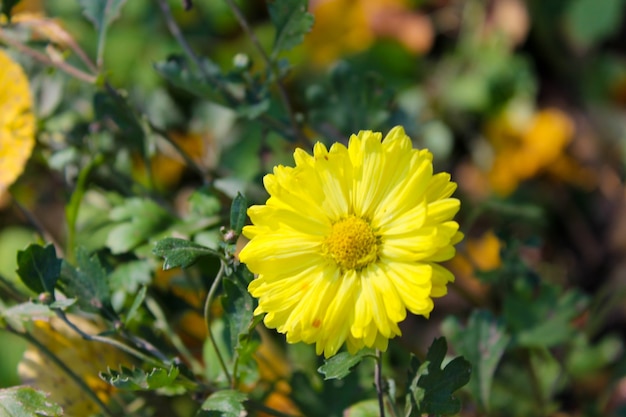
0, 49, 36, 195
239, 126, 462, 357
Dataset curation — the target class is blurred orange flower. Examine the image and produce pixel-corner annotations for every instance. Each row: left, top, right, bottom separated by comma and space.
486, 107, 575, 195
306, 0, 433, 65
0, 49, 35, 197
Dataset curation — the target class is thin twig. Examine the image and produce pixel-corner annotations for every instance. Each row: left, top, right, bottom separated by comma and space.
0, 30, 97, 83
375, 349, 386, 417
5, 326, 116, 417
222, 0, 306, 143
204, 261, 232, 385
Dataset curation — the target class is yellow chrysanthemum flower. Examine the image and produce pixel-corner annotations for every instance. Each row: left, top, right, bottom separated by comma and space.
239, 126, 463, 357
0, 49, 36, 195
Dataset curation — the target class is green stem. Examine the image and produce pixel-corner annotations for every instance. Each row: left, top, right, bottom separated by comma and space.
144, 296, 205, 375
375, 349, 386, 417
204, 261, 232, 385
65, 154, 105, 262
5, 326, 116, 417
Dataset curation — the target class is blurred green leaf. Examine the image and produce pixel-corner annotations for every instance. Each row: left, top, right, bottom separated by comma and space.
343, 399, 380, 417
199, 389, 247, 416
109, 260, 152, 293
153, 238, 220, 270
406, 337, 471, 417
154, 57, 227, 105
442, 310, 510, 412
0, 386, 63, 417
1, 302, 55, 333
267, 0, 314, 57
318, 349, 373, 380
79, 0, 128, 64
93, 91, 145, 153
229, 193, 248, 235
124, 285, 147, 324
16, 244, 61, 295
565, 0, 626, 48
106, 198, 173, 254
100, 365, 182, 391
60, 248, 112, 314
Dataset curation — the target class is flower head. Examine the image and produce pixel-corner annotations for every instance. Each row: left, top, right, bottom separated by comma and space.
239, 126, 462, 357
0, 48, 35, 195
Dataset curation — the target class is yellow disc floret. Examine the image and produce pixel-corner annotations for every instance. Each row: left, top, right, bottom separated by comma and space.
324, 215, 378, 270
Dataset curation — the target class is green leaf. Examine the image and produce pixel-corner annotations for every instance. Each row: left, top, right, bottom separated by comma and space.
442, 310, 510, 411
221, 273, 256, 352
153, 238, 220, 270
16, 244, 61, 295
106, 198, 172, 254
100, 365, 181, 391
267, 0, 315, 56
343, 399, 382, 417
79, 0, 128, 64
318, 349, 373, 380
59, 248, 112, 314
229, 193, 247, 235
565, 0, 626, 48
0, 386, 63, 416
406, 337, 471, 417
124, 285, 147, 324
154, 57, 227, 105
93, 91, 145, 153
199, 389, 247, 416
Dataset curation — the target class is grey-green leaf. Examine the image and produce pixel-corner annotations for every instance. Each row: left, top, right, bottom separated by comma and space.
200, 389, 247, 416
318, 349, 373, 380
229, 193, 248, 235
442, 310, 510, 411
16, 244, 61, 295
268, 0, 315, 56
153, 238, 220, 270
0, 386, 63, 417
79, 0, 127, 65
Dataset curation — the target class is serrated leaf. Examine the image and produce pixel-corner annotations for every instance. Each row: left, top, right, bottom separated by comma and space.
442, 310, 510, 411
200, 389, 247, 416
229, 193, 247, 235
59, 248, 112, 314
100, 365, 180, 391
407, 337, 471, 417
106, 198, 172, 254
16, 244, 61, 295
221, 274, 255, 352
318, 349, 373, 380
0, 386, 63, 417
153, 238, 220, 270
268, 0, 314, 56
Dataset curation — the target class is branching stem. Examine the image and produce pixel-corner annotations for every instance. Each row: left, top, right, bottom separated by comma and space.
204, 261, 232, 385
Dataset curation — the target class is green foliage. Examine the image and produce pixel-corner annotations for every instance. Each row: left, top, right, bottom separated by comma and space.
59, 247, 112, 315
267, 0, 314, 57
16, 244, 61, 296
153, 238, 220, 270
0, 386, 63, 417
405, 338, 471, 417
79, 0, 128, 65
199, 390, 247, 417
318, 349, 373, 380
228, 193, 247, 236
100, 365, 185, 392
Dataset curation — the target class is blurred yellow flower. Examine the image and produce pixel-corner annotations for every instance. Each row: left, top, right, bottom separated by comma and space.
486, 107, 574, 195
0, 49, 36, 196
239, 126, 462, 357
306, 0, 433, 65
19, 316, 129, 417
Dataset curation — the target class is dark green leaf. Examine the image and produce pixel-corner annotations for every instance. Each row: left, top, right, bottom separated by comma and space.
229, 193, 248, 235
442, 310, 510, 411
106, 198, 172, 254
60, 248, 112, 314
200, 389, 247, 416
406, 337, 471, 417
153, 238, 220, 270
565, 0, 625, 48
318, 349, 373, 380
221, 275, 255, 352
267, 0, 315, 56
100, 365, 181, 391
0, 386, 63, 416
16, 244, 61, 295
93, 91, 145, 153
154, 57, 227, 105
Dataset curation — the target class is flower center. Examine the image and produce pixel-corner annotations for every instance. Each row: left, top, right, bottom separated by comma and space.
324, 216, 378, 270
